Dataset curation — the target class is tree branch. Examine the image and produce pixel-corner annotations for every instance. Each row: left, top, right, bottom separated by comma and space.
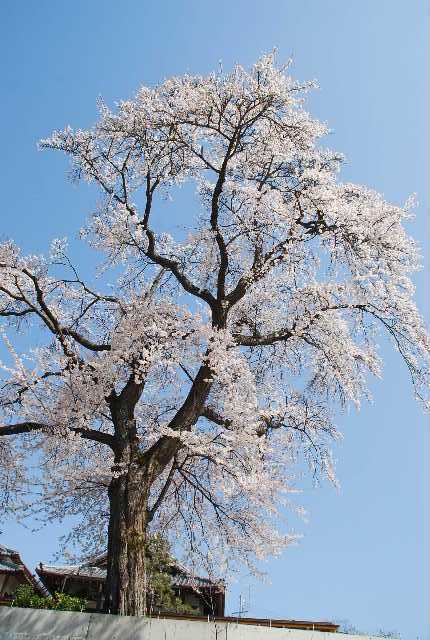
0, 421, 116, 450
0, 269, 111, 353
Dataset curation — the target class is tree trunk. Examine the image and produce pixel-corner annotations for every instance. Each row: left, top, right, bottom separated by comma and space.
103, 465, 150, 616
103, 385, 183, 616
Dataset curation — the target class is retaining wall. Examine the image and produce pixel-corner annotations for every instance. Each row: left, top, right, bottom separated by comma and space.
0, 607, 378, 640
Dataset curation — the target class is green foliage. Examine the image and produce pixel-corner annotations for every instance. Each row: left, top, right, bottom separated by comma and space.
145, 535, 198, 615
13, 584, 86, 612
13, 584, 46, 610
50, 592, 87, 612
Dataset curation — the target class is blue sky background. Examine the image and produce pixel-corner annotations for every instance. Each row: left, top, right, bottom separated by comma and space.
0, 2, 429, 638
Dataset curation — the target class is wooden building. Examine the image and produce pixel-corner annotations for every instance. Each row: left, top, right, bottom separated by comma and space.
37, 552, 225, 616
1, 542, 339, 632
0, 544, 47, 605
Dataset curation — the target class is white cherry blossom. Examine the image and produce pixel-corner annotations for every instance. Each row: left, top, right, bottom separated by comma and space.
1, 53, 428, 615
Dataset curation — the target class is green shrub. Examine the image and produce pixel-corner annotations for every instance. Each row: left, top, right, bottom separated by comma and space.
13, 584, 86, 612
50, 591, 87, 612
144, 534, 198, 615
13, 584, 46, 609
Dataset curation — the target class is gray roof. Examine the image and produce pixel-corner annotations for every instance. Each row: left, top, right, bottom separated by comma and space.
38, 564, 106, 581
0, 545, 21, 572
0, 561, 20, 573
0, 544, 18, 555
0, 542, 49, 596
171, 573, 218, 589
38, 561, 223, 590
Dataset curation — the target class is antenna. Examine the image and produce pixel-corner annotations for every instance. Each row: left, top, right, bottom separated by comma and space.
231, 593, 249, 618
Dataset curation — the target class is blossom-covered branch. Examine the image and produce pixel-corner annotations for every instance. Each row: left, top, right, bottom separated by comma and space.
1, 53, 428, 616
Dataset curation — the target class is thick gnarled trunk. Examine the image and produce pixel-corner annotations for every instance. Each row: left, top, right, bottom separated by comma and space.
104, 466, 150, 616
103, 372, 204, 616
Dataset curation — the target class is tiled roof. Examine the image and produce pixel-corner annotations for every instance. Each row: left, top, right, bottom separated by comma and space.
0, 542, 48, 596
171, 573, 220, 589
0, 545, 21, 572
0, 561, 20, 572
38, 561, 224, 591
38, 564, 106, 581
0, 544, 17, 555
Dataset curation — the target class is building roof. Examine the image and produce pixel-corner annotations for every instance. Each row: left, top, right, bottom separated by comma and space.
0, 561, 20, 573
0, 546, 21, 573
37, 558, 223, 591
0, 544, 25, 573
37, 551, 224, 593
0, 544, 18, 555
37, 564, 106, 581
0, 542, 48, 596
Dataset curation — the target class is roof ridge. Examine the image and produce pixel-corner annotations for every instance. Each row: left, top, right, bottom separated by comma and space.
39, 562, 82, 569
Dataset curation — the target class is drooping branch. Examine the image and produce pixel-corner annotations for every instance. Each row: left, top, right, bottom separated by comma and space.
0, 370, 63, 408
0, 421, 116, 450
0, 267, 111, 353
232, 303, 369, 347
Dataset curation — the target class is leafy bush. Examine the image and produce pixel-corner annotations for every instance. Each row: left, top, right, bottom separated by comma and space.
13, 584, 46, 609
50, 591, 87, 612
13, 584, 86, 612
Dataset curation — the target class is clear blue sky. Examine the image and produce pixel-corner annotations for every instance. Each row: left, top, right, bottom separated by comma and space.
0, 2, 429, 638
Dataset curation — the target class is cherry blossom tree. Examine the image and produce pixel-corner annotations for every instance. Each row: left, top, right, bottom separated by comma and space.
1, 54, 429, 616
